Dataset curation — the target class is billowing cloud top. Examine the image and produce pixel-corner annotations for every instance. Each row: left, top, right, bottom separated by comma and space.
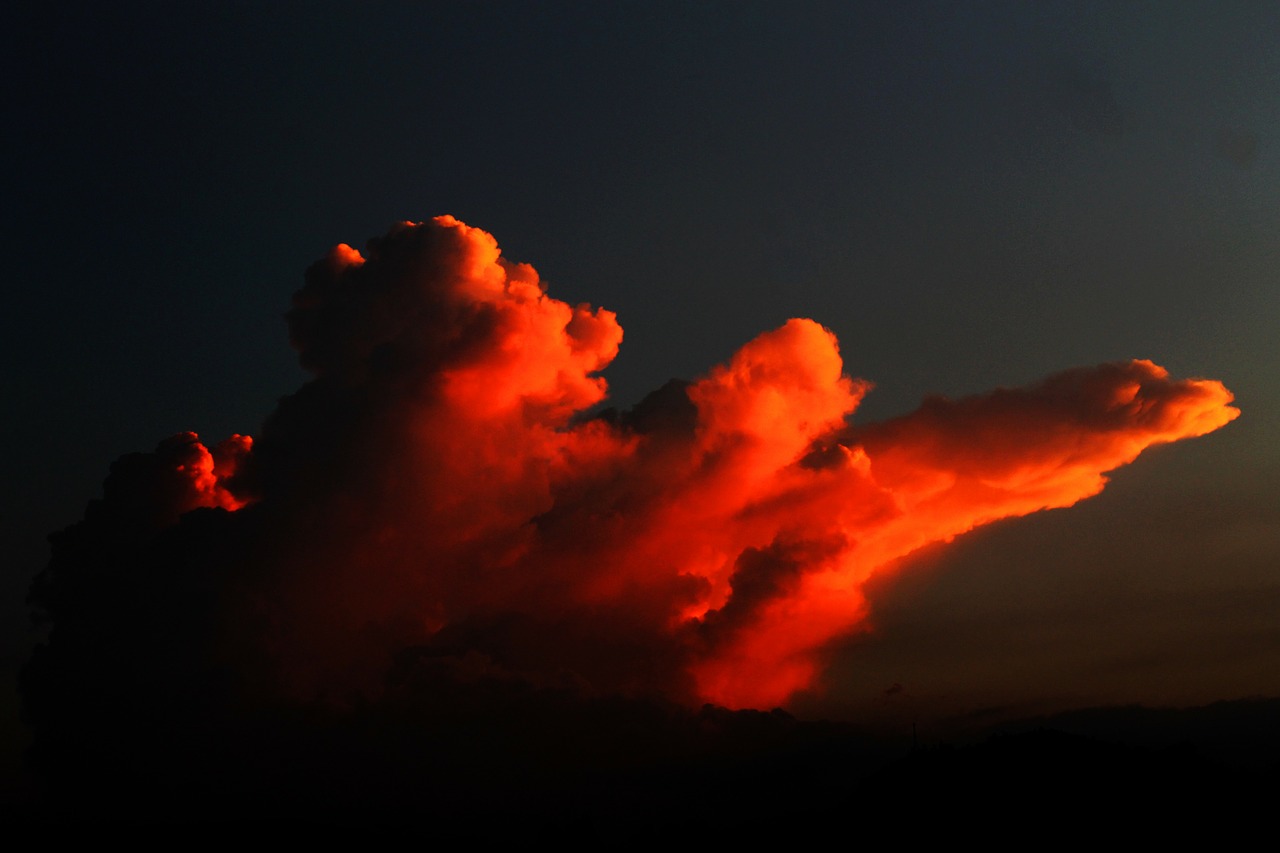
28, 216, 1238, 726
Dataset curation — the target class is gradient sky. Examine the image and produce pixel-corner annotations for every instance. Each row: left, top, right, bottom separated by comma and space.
4, 1, 1278, 751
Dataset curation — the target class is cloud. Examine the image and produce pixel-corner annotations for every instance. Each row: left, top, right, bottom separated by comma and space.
26, 216, 1237, 744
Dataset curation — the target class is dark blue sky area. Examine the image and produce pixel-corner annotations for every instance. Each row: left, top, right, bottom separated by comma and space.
4, 1, 1277, 742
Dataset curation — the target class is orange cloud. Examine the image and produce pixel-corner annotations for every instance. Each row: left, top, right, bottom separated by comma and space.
30, 216, 1239, 715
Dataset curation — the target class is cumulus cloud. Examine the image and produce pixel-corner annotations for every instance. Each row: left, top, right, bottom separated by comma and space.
26, 216, 1238, 737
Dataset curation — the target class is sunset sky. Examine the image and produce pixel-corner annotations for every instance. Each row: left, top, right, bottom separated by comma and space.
4, 1, 1278, 774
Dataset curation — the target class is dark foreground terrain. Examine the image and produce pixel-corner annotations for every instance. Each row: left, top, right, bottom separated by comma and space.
9, 668, 1278, 841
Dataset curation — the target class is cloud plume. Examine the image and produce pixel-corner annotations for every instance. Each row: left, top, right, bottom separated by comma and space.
27, 216, 1239, 732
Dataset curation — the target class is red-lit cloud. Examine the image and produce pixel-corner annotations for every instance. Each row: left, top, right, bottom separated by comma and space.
30, 216, 1239, 713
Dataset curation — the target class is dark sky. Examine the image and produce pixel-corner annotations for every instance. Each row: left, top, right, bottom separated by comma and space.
4, 0, 1278, 769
